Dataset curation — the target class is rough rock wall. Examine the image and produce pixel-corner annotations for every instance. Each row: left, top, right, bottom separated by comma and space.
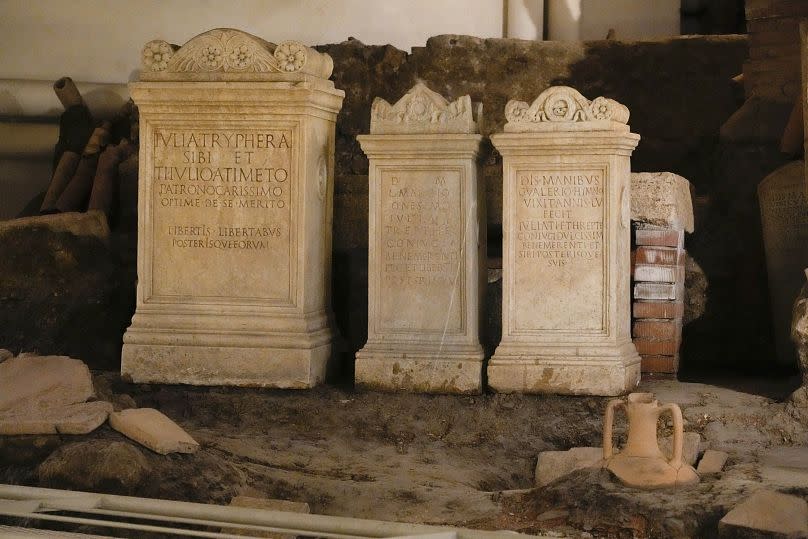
320, 34, 754, 377
743, 0, 808, 103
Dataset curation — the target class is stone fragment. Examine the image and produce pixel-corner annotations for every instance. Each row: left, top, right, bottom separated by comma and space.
355, 83, 485, 394
759, 161, 808, 365
0, 210, 110, 242
634, 264, 683, 283
109, 408, 199, 455
0, 400, 112, 435
225, 496, 311, 538
38, 440, 150, 493
634, 282, 678, 301
489, 86, 640, 396
697, 449, 728, 474
0, 354, 94, 413
630, 172, 694, 233
634, 246, 685, 266
760, 446, 808, 488
718, 490, 808, 538
534, 447, 603, 487
0, 349, 11, 363
659, 432, 703, 466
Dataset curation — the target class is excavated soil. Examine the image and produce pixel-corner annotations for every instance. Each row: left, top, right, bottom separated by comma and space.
1, 375, 807, 538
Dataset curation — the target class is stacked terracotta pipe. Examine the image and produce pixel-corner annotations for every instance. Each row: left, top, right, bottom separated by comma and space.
40, 77, 136, 219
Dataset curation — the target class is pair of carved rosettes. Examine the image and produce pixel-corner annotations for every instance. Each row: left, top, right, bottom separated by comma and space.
142, 29, 309, 75
504, 86, 630, 130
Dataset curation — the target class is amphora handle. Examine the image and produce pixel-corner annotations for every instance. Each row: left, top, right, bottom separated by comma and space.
602, 398, 625, 459
659, 403, 684, 468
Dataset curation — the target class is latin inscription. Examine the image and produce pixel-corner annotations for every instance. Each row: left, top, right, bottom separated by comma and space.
379, 169, 463, 332
516, 173, 603, 265
151, 127, 294, 300
761, 183, 808, 254
513, 169, 605, 332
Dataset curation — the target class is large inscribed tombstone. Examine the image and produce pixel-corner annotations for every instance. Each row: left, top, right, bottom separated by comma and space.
355, 83, 485, 393
759, 161, 808, 366
489, 86, 641, 395
121, 29, 344, 387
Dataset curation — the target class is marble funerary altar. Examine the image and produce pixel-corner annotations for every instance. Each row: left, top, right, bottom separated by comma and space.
489, 86, 641, 396
355, 83, 486, 393
122, 29, 344, 387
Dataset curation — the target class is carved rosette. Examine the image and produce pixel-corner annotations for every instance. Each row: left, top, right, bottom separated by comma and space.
142, 40, 178, 72
139, 28, 333, 80
370, 82, 480, 135
503, 86, 630, 132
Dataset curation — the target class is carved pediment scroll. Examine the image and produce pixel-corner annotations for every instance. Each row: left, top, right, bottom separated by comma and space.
139, 28, 333, 81
370, 82, 481, 134
503, 86, 630, 132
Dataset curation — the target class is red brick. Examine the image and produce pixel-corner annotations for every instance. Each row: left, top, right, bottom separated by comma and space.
633, 319, 682, 340
633, 301, 684, 319
634, 246, 685, 266
635, 229, 684, 248
634, 338, 681, 356
641, 355, 680, 374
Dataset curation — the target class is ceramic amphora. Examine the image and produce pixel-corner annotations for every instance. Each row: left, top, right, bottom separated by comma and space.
602, 392, 699, 489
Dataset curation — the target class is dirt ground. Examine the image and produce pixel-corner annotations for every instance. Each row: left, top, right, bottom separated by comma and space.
1, 373, 807, 538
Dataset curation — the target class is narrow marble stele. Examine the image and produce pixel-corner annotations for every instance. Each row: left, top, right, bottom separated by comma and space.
121, 29, 344, 387
489, 86, 641, 396
355, 83, 485, 394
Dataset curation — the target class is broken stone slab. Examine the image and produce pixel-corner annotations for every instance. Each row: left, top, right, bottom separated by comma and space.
0, 354, 94, 413
0, 400, 112, 435
535, 447, 603, 487
109, 408, 199, 455
697, 449, 728, 475
659, 432, 703, 466
225, 496, 311, 539
718, 490, 808, 538
760, 446, 808, 489
631, 172, 694, 233
0, 210, 110, 244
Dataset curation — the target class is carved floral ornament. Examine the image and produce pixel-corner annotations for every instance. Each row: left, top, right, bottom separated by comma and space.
370, 82, 481, 135
503, 86, 630, 132
139, 28, 333, 80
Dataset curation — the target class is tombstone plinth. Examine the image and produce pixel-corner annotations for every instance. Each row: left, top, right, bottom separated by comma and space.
355, 84, 485, 394
121, 29, 344, 387
489, 86, 640, 396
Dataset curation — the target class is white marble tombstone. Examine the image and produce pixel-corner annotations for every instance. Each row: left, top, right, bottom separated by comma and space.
489, 86, 641, 396
355, 83, 486, 393
121, 29, 344, 387
759, 161, 808, 366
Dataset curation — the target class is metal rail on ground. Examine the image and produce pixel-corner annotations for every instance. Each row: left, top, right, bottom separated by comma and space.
0, 484, 553, 539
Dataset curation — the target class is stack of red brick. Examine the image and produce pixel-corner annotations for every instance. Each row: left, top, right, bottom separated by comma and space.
632, 228, 686, 376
